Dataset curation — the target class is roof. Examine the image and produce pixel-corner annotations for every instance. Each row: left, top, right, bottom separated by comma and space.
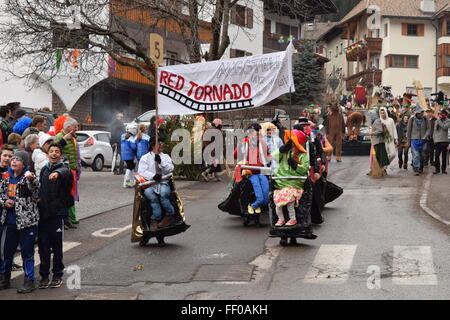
264, 0, 337, 21
303, 22, 338, 40
341, 0, 449, 24
315, 22, 342, 42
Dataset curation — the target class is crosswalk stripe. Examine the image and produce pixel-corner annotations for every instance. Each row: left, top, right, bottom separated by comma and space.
303, 244, 357, 284
392, 246, 437, 285
11, 241, 81, 280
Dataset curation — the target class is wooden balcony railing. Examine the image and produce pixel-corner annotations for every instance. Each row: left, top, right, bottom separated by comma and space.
345, 38, 383, 62
437, 67, 450, 77
345, 69, 382, 91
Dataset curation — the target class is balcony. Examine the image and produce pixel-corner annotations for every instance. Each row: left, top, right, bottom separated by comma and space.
345, 69, 382, 91
345, 38, 383, 62
263, 33, 290, 52
437, 67, 450, 77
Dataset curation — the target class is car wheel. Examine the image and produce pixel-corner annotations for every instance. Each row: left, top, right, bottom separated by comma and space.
92, 155, 104, 172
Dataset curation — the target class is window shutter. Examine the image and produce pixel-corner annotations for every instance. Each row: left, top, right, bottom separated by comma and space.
246, 8, 253, 29
417, 24, 425, 36
401, 23, 407, 36
230, 7, 237, 25
230, 49, 236, 58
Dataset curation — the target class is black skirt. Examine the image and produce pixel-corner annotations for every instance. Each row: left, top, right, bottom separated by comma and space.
374, 143, 390, 167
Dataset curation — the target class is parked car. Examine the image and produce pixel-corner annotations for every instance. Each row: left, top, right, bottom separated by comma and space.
124, 110, 156, 132
77, 130, 113, 171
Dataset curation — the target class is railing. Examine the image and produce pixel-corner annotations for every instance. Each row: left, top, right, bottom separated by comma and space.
345, 38, 383, 62
345, 69, 382, 91
263, 33, 290, 52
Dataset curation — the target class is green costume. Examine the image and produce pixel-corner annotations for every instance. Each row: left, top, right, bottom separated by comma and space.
272, 149, 309, 190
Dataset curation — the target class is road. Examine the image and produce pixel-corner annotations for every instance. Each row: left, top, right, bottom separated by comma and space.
1, 156, 449, 300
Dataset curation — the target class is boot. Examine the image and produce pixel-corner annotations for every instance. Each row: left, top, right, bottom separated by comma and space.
0, 275, 10, 290
149, 220, 158, 232
157, 215, 175, 229
399, 160, 403, 169
336, 156, 342, 162
403, 163, 407, 170
17, 277, 35, 294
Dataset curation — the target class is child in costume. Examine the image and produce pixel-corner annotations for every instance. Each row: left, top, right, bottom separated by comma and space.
272, 129, 309, 227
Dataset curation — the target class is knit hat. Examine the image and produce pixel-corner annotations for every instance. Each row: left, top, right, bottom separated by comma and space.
39, 133, 54, 148
12, 151, 29, 168
14, 109, 27, 119
414, 105, 425, 114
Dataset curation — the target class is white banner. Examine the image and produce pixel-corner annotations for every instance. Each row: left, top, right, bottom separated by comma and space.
157, 42, 296, 115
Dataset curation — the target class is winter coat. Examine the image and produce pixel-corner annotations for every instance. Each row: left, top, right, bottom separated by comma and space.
54, 130, 79, 171
1, 117, 13, 139
121, 133, 137, 161
397, 121, 409, 144
407, 116, 429, 141
32, 148, 49, 178
13, 117, 32, 135
370, 119, 384, 145
0, 168, 40, 230
136, 133, 150, 160
138, 152, 174, 181
110, 119, 125, 145
433, 118, 450, 143
272, 149, 309, 190
38, 160, 74, 221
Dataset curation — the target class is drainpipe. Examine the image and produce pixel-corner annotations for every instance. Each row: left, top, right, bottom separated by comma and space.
430, 19, 438, 94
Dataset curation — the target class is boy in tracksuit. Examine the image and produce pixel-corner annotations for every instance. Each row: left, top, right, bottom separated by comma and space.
37, 143, 73, 289
0, 151, 40, 293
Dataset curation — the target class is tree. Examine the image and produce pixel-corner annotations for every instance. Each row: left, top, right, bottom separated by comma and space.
0, 0, 336, 86
291, 40, 324, 107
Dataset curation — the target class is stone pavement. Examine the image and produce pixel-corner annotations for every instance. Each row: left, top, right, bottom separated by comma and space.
76, 170, 199, 220
426, 172, 450, 225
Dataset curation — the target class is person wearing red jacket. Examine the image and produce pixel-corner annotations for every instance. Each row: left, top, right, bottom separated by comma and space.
233, 123, 271, 214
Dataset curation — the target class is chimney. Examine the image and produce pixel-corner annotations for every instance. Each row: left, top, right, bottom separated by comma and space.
420, 0, 435, 13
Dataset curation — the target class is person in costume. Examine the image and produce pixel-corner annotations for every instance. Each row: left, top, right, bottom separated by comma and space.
378, 107, 398, 165
233, 123, 271, 214
424, 109, 437, 167
120, 126, 137, 188
407, 106, 430, 176
433, 109, 450, 174
396, 114, 410, 170
201, 118, 224, 182
346, 108, 365, 141
325, 102, 345, 162
368, 116, 390, 178
272, 130, 309, 227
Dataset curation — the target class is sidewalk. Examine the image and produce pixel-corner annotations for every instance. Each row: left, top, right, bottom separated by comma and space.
425, 173, 450, 225
76, 171, 199, 220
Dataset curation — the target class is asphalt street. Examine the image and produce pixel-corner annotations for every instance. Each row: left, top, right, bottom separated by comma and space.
1, 156, 449, 300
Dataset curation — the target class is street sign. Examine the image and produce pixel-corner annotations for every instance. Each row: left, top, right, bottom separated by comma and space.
150, 33, 164, 65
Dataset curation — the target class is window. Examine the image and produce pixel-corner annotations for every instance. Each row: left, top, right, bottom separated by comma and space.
231, 5, 253, 28
95, 133, 110, 143
446, 55, 450, 67
386, 55, 418, 68
276, 23, 291, 37
76, 133, 89, 143
264, 19, 271, 33
291, 26, 299, 39
384, 23, 388, 37
402, 23, 424, 36
447, 20, 450, 35
166, 51, 178, 66
52, 22, 89, 49
230, 49, 247, 58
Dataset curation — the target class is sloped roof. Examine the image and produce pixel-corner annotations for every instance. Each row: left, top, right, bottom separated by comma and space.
303, 22, 338, 40
341, 0, 449, 24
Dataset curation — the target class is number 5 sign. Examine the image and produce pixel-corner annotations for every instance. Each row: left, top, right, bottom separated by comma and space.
150, 33, 164, 65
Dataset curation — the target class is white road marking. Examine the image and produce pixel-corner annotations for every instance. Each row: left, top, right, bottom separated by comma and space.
91, 224, 132, 238
11, 241, 81, 279
304, 245, 357, 284
392, 246, 437, 285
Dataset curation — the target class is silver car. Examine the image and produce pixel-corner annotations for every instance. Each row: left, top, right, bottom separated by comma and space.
77, 130, 113, 171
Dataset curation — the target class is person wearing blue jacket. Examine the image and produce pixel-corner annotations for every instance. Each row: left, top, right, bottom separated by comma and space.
121, 126, 137, 188
13, 116, 32, 136
136, 124, 150, 165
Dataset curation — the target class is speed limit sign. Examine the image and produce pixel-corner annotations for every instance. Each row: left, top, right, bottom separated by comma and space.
150, 33, 164, 65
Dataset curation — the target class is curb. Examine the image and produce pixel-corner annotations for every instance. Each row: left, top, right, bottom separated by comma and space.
79, 179, 202, 222
419, 172, 450, 227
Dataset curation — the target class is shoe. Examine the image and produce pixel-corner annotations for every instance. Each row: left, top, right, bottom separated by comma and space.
123, 180, 128, 188
403, 163, 408, 170
247, 205, 255, 215
50, 275, 63, 288
254, 207, 261, 214
17, 277, 35, 294
0, 275, 10, 290
336, 157, 342, 162
399, 162, 403, 169
201, 172, 209, 182
285, 219, 298, 226
64, 220, 77, 229
38, 277, 50, 289
150, 220, 158, 232
415, 172, 420, 176
275, 219, 285, 227
126, 181, 135, 188
443, 171, 448, 174
11, 263, 22, 271
157, 215, 175, 229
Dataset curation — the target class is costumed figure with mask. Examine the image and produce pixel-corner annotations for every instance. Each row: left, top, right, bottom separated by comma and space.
379, 106, 398, 164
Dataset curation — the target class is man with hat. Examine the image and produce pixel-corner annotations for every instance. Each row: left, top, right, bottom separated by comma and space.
407, 105, 430, 175
432, 109, 450, 174
424, 108, 437, 166
0, 151, 40, 293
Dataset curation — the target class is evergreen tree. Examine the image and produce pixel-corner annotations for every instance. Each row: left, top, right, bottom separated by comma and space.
291, 40, 324, 107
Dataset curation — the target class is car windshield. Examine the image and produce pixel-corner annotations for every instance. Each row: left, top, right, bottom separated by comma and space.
76, 133, 89, 143
137, 111, 155, 122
